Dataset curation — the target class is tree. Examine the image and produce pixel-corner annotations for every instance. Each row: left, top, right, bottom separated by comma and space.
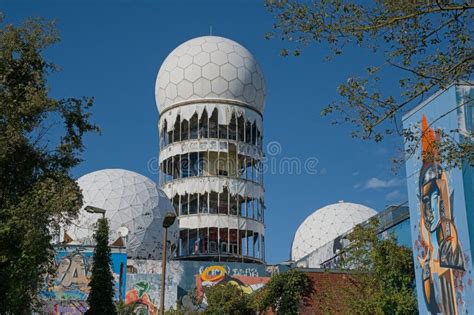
86, 217, 117, 315
262, 269, 310, 315
337, 219, 417, 314
265, 0, 473, 167
0, 14, 98, 313
204, 282, 254, 315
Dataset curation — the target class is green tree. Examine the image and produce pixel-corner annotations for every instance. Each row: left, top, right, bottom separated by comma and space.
86, 217, 117, 315
0, 15, 97, 313
337, 219, 417, 314
266, 0, 473, 167
262, 269, 310, 315
204, 283, 254, 315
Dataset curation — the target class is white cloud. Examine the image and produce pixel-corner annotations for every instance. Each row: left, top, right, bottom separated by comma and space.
365, 177, 403, 189
385, 189, 406, 202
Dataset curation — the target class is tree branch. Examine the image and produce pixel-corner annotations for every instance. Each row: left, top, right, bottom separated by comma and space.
352, 4, 474, 32
369, 56, 474, 132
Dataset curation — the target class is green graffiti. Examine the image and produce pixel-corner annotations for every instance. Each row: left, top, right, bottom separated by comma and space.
135, 280, 150, 298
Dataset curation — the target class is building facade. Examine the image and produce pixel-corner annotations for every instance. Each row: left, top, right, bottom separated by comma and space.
403, 84, 474, 314
293, 203, 411, 269
156, 36, 266, 263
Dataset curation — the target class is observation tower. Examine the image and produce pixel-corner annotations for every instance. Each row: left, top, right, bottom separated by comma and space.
155, 36, 266, 263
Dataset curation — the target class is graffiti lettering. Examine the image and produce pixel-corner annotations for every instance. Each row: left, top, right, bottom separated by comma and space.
56, 254, 90, 288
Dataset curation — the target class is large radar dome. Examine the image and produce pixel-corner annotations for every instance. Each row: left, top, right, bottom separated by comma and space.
65, 169, 178, 260
291, 202, 377, 261
155, 36, 266, 114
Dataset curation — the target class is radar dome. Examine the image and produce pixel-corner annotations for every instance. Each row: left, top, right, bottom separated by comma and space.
291, 202, 377, 261
65, 169, 178, 260
155, 36, 266, 114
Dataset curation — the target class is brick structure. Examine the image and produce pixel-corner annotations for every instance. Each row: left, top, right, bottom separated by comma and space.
299, 269, 359, 315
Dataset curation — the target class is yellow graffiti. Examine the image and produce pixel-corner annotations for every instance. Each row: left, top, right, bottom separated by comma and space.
227, 280, 253, 294
200, 266, 226, 282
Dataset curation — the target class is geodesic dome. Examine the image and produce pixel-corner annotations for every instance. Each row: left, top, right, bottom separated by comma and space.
155, 36, 266, 113
65, 169, 178, 260
291, 201, 377, 261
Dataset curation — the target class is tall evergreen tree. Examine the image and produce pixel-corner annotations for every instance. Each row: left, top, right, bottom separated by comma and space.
86, 218, 117, 315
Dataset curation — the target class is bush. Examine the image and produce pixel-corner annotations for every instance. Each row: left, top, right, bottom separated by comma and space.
205, 283, 254, 315
262, 270, 310, 315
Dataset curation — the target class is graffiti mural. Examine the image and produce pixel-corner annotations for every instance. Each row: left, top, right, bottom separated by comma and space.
125, 260, 267, 311
417, 115, 466, 313
403, 85, 474, 314
41, 245, 127, 312
195, 265, 269, 299
125, 260, 184, 311
125, 278, 159, 315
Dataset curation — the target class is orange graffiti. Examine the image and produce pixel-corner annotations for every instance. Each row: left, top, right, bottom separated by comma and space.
200, 265, 226, 282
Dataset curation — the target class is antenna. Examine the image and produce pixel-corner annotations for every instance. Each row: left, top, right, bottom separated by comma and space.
210, 25, 212, 36
117, 226, 129, 237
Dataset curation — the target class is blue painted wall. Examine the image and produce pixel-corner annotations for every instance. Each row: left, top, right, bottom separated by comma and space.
41, 245, 127, 302
383, 218, 412, 248
403, 85, 474, 314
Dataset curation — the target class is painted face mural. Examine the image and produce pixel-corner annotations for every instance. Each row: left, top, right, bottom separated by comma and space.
418, 115, 465, 314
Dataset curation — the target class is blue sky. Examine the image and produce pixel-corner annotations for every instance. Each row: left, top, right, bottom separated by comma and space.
3, 0, 408, 263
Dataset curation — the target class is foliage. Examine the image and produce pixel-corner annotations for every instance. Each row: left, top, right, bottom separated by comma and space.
204, 282, 254, 315
86, 218, 117, 315
266, 0, 473, 167
247, 286, 268, 313
337, 219, 417, 314
116, 301, 137, 315
262, 269, 310, 315
0, 14, 97, 313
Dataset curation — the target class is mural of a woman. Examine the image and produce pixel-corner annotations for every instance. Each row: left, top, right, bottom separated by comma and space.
418, 115, 465, 314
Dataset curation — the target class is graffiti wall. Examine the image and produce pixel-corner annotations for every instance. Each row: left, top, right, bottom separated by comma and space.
125, 260, 184, 312
194, 264, 269, 307
403, 84, 474, 314
125, 260, 268, 311
41, 245, 127, 313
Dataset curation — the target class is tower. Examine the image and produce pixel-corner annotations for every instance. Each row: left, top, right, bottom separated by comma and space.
155, 36, 266, 263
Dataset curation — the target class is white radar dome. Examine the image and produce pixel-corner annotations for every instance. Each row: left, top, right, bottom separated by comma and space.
291, 202, 377, 261
65, 169, 178, 260
155, 36, 266, 114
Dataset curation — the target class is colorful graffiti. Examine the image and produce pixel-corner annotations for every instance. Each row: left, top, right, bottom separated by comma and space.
125, 260, 267, 311
417, 115, 466, 314
41, 301, 89, 315
41, 245, 127, 304
403, 85, 474, 314
125, 260, 183, 311
194, 264, 269, 302
125, 280, 158, 315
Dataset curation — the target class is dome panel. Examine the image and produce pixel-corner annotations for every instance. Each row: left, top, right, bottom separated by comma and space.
203, 63, 220, 81
194, 51, 211, 66
65, 169, 178, 260
291, 202, 377, 261
221, 63, 237, 81
184, 64, 202, 83
156, 36, 266, 113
